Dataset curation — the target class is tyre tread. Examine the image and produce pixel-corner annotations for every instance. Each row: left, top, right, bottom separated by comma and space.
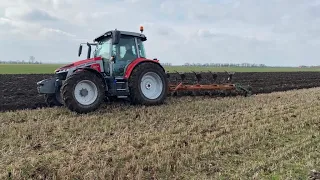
128, 62, 168, 105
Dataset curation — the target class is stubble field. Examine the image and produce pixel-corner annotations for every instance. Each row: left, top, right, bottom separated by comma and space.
1, 88, 320, 179
1, 65, 320, 179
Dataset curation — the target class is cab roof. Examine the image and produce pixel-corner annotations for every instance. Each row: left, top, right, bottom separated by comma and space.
93, 29, 147, 42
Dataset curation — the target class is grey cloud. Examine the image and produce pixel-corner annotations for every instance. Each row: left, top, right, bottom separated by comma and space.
197, 29, 217, 38
20, 0, 73, 10
155, 26, 178, 36
40, 28, 75, 38
0, 17, 75, 42
307, 3, 320, 18
5, 7, 58, 21
22, 9, 58, 21
157, 28, 170, 36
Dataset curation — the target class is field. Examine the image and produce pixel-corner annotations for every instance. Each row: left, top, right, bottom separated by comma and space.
1, 88, 320, 179
2, 71, 320, 112
1, 63, 320, 74
1, 64, 320, 179
0, 64, 63, 74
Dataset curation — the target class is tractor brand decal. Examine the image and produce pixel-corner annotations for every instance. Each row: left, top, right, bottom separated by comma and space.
69, 61, 103, 74
73, 57, 102, 66
77, 62, 96, 68
90, 64, 101, 72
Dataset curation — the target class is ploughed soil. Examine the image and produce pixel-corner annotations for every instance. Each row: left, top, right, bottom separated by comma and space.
1, 72, 320, 112
0, 74, 53, 112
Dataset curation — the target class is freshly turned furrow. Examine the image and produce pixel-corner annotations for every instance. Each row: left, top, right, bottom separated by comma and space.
166, 71, 320, 95
1, 71, 320, 112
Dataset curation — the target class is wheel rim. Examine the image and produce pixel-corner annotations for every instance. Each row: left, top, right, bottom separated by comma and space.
140, 72, 163, 99
74, 80, 98, 105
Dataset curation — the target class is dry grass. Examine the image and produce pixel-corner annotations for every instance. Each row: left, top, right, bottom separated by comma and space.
1, 88, 320, 179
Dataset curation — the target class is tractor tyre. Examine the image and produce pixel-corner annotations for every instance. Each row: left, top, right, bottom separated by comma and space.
44, 92, 63, 107
128, 62, 168, 105
61, 70, 105, 113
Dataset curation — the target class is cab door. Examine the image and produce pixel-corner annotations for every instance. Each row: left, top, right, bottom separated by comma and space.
112, 35, 138, 76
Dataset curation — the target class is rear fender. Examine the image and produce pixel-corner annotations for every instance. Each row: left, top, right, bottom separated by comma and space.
124, 58, 165, 79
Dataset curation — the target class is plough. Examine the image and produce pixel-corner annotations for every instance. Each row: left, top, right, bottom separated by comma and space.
167, 71, 252, 97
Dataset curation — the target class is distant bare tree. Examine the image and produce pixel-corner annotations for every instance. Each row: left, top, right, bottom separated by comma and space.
29, 56, 35, 64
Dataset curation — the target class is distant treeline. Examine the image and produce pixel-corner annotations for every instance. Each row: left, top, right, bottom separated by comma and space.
0, 60, 42, 64
0, 56, 41, 64
161, 62, 268, 67
161, 62, 320, 68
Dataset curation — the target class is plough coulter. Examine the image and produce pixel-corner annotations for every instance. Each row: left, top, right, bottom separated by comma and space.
36, 26, 252, 114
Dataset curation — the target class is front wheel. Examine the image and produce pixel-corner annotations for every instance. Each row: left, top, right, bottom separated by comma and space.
128, 62, 168, 105
61, 70, 105, 113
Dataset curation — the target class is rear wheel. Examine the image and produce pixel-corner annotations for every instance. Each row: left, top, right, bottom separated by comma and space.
61, 70, 105, 113
128, 62, 168, 105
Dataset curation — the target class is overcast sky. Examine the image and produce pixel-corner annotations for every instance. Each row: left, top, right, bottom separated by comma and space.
0, 0, 319, 66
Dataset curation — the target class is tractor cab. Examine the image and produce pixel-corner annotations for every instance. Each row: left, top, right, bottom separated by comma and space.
79, 27, 147, 77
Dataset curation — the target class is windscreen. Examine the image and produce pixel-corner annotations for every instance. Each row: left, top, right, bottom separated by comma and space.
94, 38, 112, 59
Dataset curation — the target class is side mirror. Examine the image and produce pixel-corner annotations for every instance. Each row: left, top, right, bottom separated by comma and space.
112, 30, 121, 44
78, 45, 82, 57
87, 42, 91, 59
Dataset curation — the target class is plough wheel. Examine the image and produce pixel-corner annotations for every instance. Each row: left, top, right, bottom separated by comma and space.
129, 62, 168, 105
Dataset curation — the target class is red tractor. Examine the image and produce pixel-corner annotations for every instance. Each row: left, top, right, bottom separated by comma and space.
37, 27, 169, 113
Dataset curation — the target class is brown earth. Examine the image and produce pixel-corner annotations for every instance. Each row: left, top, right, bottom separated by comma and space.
0, 74, 53, 112
1, 72, 320, 112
